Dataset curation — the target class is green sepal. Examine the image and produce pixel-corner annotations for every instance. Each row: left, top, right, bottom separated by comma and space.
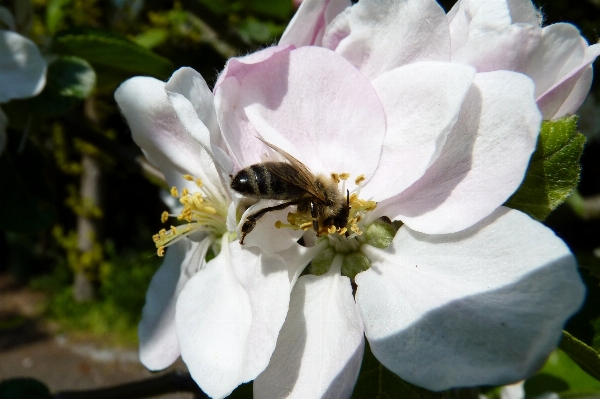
505, 116, 586, 220
310, 246, 336, 276
559, 330, 600, 382
341, 251, 371, 280
365, 219, 396, 249
352, 342, 443, 399
0, 378, 51, 399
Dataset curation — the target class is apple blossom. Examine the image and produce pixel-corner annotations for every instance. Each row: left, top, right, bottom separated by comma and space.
114, 71, 297, 399
281, 0, 600, 120
184, 0, 582, 395
0, 12, 47, 152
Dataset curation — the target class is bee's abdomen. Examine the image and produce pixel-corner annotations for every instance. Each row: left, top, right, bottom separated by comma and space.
231, 163, 303, 200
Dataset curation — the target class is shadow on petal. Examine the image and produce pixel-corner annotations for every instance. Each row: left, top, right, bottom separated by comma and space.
368, 255, 584, 391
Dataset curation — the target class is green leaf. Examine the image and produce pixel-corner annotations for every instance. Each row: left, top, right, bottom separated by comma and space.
505, 116, 586, 220
27, 56, 95, 116
51, 28, 174, 80
524, 348, 600, 397
559, 331, 600, 382
0, 378, 51, 399
245, 0, 293, 19
45, 0, 72, 34
352, 343, 443, 399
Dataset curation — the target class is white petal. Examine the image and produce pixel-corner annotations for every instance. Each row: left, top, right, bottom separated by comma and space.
326, 0, 451, 80
238, 200, 303, 253
0, 107, 7, 154
523, 24, 586, 99
176, 236, 291, 399
0, 30, 46, 102
114, 76, 221, 192
138, 238, 211, 370
362, 62, 475, 201
356, 207, 584, 390
279, 0, 350, 47
552, 65, 593, 119
254, 262, 364, 399
506, 0, 541, 25
383, 71, 541, 234
164, 67, 222, 150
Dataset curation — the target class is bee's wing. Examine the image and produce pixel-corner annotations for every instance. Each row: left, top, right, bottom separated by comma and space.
257, 137, 326, 202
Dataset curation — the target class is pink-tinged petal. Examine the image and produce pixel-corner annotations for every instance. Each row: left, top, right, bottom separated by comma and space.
114, 76, 220, 191
356, 207, 584, 390
506, 0, 541, 25
451, 24, 541, 73
279, 0, 350, 47
176, 236, 291, 399
0, 30, 46, 102
214, 46, 294, 171
217, 46, 385, 180
325, 0, 451, 80
536, 42, 600, 119
552, 65, 593, 119
139, 237, 211, 370
214, 45, 294, 90
0, 107, 6, 154
254, 261, 364, 399
362, 62, 476, 201
523, 24, 586, 99
382, 71, 540, 234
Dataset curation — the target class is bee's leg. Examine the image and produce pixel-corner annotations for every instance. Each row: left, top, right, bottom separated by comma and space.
310, 202, 319, 233
240, 201, 299, 244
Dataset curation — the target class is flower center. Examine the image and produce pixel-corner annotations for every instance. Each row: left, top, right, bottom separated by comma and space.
275, 173, 377, 238
152, 175, 229, 257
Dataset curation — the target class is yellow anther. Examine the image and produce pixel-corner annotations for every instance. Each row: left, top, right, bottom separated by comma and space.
170, 186, 179, 197
339, 173, 350, 180
195, 178, 203, 188
161, 211, 169, 223
339, 227, 347, 235
349, 192, 358, 202
182, 188, 189, 196
203, 206, 217, 215
300, 222, 312, 230
192, 196, 203, 209
159, 228, 167, 239
330, 173, 340, 183
328, 225, 336, 234
157, 246, 165, 257
152, 233, 159, 242
171, 225, 178, 235
274, 220, 282, 229
183, 174, 194, 181
355, 174, 365, 185
193, 192, 203, 201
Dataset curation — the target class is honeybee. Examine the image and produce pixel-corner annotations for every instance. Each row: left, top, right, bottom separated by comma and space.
230, 138, 350, 245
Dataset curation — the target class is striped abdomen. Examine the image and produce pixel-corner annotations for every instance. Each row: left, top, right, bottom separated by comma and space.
231, 162, 306, 200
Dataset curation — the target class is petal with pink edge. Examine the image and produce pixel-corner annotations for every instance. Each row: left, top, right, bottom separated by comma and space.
254, 261, 364, 399
324, 0, 451, 80
217, 46, 385, 180
114, 76, 219, 191
279, 0, 350, 47
362, 61, 475, 201
356, 207, 584, 391
381, 71, 540, 234
139, 237, 211, 370
536, 42, 600, 120
175, 236, 291, 399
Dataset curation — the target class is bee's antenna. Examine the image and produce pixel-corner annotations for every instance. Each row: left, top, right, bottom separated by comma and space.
346, 189, 350, 206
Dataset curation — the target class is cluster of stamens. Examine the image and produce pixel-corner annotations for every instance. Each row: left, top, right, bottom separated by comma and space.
152, 175, 228, 256
275, 173, 376, 239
